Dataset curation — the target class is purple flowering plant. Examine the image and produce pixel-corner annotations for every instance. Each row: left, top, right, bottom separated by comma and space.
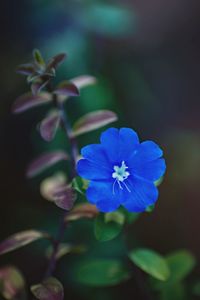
0, 50, 196, 300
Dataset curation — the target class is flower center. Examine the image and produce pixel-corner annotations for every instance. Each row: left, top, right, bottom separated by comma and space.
112, 161, 131, 194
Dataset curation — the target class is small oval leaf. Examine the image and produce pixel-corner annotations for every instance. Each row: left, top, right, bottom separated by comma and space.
165, 250, 196, 284
47, 53, 67, 70
72, 176, 89, 195
0, 266, 26, 300
94, 213, 123, 242
33, 49, 45, 67
26, 151, 68, 178
54, 81, 79, 97
71, 110, 117, 137
40, 173, 66, 202
150, 250, 196, 291
76, 259, 130, 286
53, 185, 77, 211
31, 277, 64, 300
40, 172, 76, 210
0, 230, 47, 255
40, 111, 61, 142
70, 75, 96, 89
12, 92, 52, 114
46, 243, 86, 260
16, 63, 35, 76
129, 248, 170, 281
65, 203, 99, 222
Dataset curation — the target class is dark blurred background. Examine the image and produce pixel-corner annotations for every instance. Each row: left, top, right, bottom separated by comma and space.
1, 0, 200, 299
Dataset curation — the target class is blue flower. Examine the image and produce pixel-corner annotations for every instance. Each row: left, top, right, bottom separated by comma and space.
77, 128, 166, 213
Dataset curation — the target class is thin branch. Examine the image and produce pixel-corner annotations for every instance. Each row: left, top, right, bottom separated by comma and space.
43, 86, 79, 278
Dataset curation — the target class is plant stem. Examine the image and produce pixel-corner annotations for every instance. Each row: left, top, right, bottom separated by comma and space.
44, 212, 68, 278
44, 94, 79, 278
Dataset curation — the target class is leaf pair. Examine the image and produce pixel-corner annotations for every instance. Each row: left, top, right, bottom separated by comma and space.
129, 248, 195, 284
12, 75, 97, 114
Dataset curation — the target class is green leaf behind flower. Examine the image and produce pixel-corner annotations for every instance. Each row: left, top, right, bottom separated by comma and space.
129, 248, 170, 281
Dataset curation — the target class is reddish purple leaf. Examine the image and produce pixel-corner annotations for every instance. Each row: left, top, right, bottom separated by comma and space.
53, 185, 77, 211
0, 266, 26, 299
40, 111, 61, 142
47, 53, 67, 70
71, 110, 118, 137
12, 92, 52, 114
16, 63, 35, 76
65, 204, 99, 222
40, 173, 76, 210
46, 243, 86, 260
0, 230, 47, 255
40, 173, 66, 202
31, 277, 64, 300
54, 81, 79, 97
71, 75, 96, 89
26, 151, 68, 178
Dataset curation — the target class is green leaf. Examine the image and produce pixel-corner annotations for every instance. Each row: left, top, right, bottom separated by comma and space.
104, 211, 125, 225
129, 248, 170, 281
154, 176, 164, 187
94, 213, 123, 242
150, 250, 196, 291
165, 250, 195, 283
0, 230, 48, 255
31, 277, 64, 300
76, 259, 130, 286
71, 110, 118, 137
145, 204, 155, 213
72, 176, 88, 195
0, 266, 26, 300
33, 49, 45, 67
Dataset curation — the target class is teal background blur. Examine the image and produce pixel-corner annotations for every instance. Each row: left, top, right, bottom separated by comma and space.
1, 0, 200, 299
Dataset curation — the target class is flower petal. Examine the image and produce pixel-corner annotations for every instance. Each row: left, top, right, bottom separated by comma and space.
81, 144, 110, 168
100, 128, 119, 162
128, 141, 163, 166
100, 128, 139, 163
132, 158, 166, 181
119, 128, 139, 158
77, 159, 111, 181
122, 176, 158, 212
86, 181, 121, 212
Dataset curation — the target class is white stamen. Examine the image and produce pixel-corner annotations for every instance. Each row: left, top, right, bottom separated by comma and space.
112, 161, 131, 194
